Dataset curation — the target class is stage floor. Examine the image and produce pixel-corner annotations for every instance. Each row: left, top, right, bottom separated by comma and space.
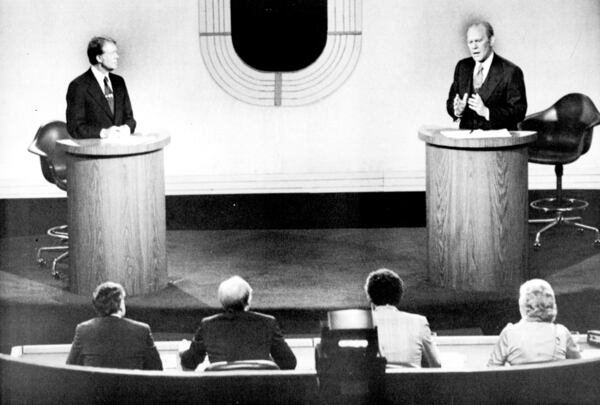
2, 227, 600, 351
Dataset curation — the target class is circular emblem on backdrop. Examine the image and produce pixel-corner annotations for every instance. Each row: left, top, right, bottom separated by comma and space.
198, 0, 362, 106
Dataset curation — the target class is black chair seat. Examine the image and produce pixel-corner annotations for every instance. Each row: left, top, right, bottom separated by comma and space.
518, 93, 600, 250
27, 121, 72, 277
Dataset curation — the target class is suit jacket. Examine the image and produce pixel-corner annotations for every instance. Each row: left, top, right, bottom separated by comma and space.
66, 69, 136, 138
372, 306, 441, 368
180, 310, 297, 370
488, 320, 581, 366
66, 316, 163, 370
446, 53, 527, 130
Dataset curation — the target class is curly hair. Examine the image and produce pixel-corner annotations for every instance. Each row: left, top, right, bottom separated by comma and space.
92, 281, 125, 316
518, 279, 557, 322
364, 268, 405, 306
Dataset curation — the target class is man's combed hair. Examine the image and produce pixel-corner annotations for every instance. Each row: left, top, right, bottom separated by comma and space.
518, 279, 557, 322
92, 281, 125, 316
87, 36, 117, 65
467, 20, 495, 39
364, 268, 405, 306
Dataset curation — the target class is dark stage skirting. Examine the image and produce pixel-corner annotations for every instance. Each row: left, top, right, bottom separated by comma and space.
2, 225, 600, 354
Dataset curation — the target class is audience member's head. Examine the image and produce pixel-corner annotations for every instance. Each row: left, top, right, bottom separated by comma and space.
218, 276, 252, 312
364, 268, 405, 307
92, 281, 126, 316
518, 279, 557, 322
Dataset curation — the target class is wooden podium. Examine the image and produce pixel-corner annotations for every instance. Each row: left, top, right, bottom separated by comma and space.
57, 134, 170, 296
418, 126, 536, 292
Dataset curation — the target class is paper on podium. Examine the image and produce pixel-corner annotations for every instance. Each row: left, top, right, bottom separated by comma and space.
441, 129, 512, 139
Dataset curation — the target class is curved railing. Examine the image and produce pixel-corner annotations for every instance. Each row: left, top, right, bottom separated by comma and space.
2, 336, 599, 404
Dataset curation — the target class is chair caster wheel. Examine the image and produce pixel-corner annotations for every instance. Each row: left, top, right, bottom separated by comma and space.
52, 273, 60, 279
594, 240, 600, 248
38, 258, 46, 266
577, 228, 585, 234
533, 242, 541, 250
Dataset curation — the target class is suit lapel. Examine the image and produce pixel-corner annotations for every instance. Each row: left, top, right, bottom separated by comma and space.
477, 55, 503, 102
84, 69, 114, 119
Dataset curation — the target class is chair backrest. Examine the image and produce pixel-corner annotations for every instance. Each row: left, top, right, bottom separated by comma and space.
327, 309, 373, 330
28, 121, 72, 191
519, 93, 600, 165
204, 359, 280, 371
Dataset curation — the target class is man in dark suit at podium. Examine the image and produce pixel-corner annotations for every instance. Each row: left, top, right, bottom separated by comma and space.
66, 36, 136, 139
66, 281, 163, 370
446, 21, 527, 130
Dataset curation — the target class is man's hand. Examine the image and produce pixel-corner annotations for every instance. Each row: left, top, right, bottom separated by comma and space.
100, 125, 131, 139
468, 93, 490, 120
117, 125, 131, 135
453, 93, 468, 117
178, 339, 191, 356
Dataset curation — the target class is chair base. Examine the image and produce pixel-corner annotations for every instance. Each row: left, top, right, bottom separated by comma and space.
529, 212, 600, 250
36, 246, 68, 278
37, 225, 69, 279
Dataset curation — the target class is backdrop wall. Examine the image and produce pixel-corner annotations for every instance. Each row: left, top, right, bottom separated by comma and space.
1, 0, 599, 198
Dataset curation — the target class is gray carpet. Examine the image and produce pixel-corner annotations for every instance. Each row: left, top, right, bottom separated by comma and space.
1, 227, 600, 350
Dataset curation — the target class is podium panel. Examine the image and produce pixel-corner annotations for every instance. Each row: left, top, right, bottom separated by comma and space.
58, 134, 170, 296
419, 127, 536, 292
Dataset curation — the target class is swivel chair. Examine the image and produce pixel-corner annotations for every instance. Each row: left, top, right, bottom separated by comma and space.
27, 121, 72, 277
519, 93, 600, 249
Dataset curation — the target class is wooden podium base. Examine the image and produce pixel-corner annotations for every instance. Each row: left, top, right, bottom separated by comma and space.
419, 127, 536, 292
59, 135, 169, 296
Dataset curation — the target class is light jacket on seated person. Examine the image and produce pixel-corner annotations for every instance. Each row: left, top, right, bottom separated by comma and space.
372, 305, 442, 368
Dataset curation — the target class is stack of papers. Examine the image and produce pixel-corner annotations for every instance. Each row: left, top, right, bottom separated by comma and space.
441, 129, 512, 139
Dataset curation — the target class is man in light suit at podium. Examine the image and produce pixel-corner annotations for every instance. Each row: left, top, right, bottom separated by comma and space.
66, 36, 136, 139
446, 21, 527, 130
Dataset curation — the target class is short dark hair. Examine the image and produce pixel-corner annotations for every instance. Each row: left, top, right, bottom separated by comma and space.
467, 21, 495, 39
87, 36, 116, 65
92, 281, 125, 316
364, 268, 405, 306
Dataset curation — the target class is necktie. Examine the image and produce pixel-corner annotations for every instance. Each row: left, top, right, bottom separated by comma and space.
103, 76, 114, 114
473, 64, 484, 93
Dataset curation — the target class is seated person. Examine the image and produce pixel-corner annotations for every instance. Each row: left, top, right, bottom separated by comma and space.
66, 281, 163, 370
488, 279, 581, 366
179, 276, 297, 370
364, 268, 441, 368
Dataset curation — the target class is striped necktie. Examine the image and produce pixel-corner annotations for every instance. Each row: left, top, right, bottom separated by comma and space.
473, 64, 484, 93
103, 76, 114, 114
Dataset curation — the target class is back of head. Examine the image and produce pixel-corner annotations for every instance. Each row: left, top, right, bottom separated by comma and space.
93, 281, 126, 316
218, 276, 252, 312
518, 279, 557, 322
364, 268, 405, 306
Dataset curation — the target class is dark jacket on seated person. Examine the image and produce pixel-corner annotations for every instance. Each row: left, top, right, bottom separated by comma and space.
180, 310, 297, 370
66, 316, 163, 370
